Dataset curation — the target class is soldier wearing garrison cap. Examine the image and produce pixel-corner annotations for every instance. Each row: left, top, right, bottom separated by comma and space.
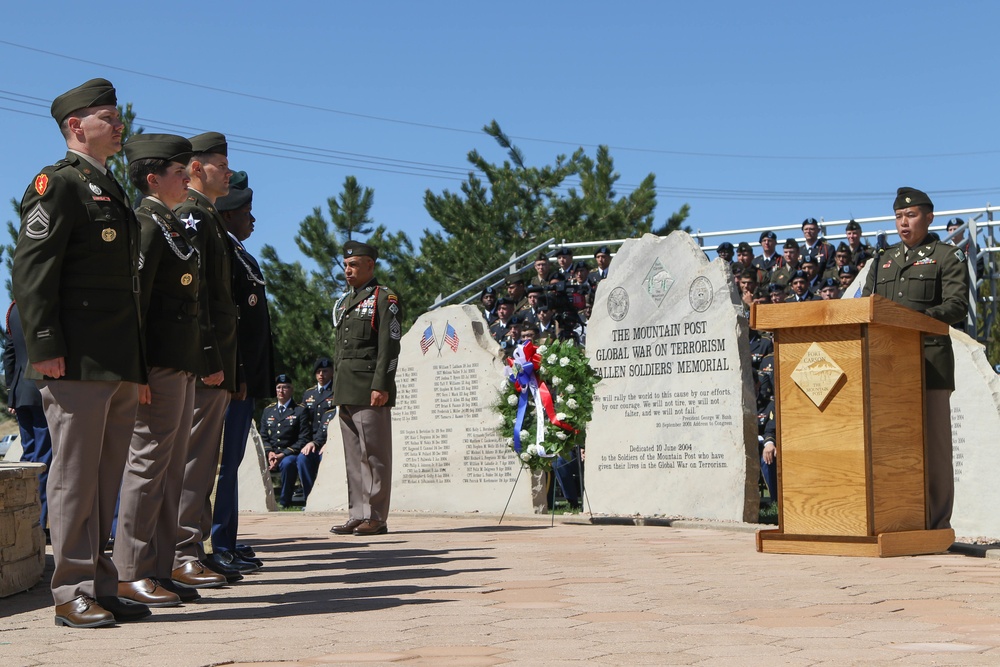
14, 78, 149, 627
209, 170, 275, 574
329, 239, 402, 537
844, 219, 872, 267
113, 133, 217, 608
171, 132, 241, 587
863, 186, 970, 530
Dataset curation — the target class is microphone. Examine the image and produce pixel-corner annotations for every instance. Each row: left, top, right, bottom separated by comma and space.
875, 230, 890, 256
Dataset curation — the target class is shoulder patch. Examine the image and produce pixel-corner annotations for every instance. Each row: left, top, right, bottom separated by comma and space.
24, 203, 51, 240
34, 174, 48, 196
955, 248, 967, 263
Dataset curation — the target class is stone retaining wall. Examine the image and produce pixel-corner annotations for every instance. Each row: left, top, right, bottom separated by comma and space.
0, 463, 45, 598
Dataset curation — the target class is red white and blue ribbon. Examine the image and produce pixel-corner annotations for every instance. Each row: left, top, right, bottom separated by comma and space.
506, 341, 578, 454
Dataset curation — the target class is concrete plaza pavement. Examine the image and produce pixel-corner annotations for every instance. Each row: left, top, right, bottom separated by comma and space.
3, 512, 1000, 666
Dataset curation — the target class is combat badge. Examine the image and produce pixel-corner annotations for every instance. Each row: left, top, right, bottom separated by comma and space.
34, 174, 48, 196
180, 273, 193, 286
102, 228, 117, 242
24, 203, 50, 240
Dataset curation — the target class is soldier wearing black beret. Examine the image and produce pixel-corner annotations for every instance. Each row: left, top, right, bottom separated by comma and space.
800, 217, 835, 271
329, 239, 402, 536
863, 186, 970, 530
209, 171, 275, 574
784, 270, 815, 302
262, 375, 313, 508
530, 253, 550, 287
753, 231, 783, 276
548, 247, 574, 281
113, 133, 213, 607
480, 286, 498, 324
171, 132, 241, 587
13, 78, 150, 627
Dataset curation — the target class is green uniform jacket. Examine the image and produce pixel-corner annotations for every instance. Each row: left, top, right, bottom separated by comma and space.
862, 236, 970, 390
333, 279, 402, 407
136, 196, 210, 375
12, 151, 145, 383
174, 189, 238, 391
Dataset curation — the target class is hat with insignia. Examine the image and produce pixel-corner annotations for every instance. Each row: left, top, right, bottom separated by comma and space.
594, 245, 611, 257
504, 275, 525, 286
313, 357, 332, 372
189, 132, 228, 156
821, 278, 839, 289
737, 241, 753, 253
839, 265, 858, 276
845, 219, 862, 232
800, 254, 818, 266
571, 261, 591, 272
791, 270, 808, 282
216, 171, 253, 212
768, 283, 786, 293
537, 302, 551, 312
716, 242, 734, 253
481, 286, 496, 298
836, 242, 850, 253
759, 231, 777, 242
275, 373, 292, 385
946, 217, 965, 230
343, 239, 378, 260
553, 246, 573, 257
50, 78, 117, 124
783, 238, 799, 250
123, 133, 193, 165
496, 297, 514, 307
801, 217, 819, 228
893, 186, 933, 211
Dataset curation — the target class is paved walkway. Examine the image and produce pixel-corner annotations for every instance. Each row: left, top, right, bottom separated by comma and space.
3, 512, 1000, 666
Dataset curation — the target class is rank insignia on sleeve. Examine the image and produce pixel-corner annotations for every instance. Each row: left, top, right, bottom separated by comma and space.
24, 203, 51, 239
34, 174, 48, 196
390, 318, 401, 340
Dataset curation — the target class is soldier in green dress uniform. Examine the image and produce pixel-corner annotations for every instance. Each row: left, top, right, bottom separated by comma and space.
328, 240, 402, 537
862, 186, 970, 530
13, 78, 150, 627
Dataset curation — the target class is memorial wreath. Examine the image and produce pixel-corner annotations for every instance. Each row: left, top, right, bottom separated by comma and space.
494, 339, 600, 471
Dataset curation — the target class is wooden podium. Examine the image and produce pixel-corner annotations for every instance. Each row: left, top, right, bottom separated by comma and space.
750, 296, 955, 557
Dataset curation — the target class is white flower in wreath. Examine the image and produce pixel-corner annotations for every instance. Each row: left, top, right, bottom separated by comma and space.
505, 438, 514, 446
565, 384, 576, 393
529, 444, 547, 457
519, 429, 529, 441
566, 398, 579, 410
547, 354, 557, 364
556, 412, 567, 422
551, 376, 561, 386
497, 414, 506, 425
537, 345, 548, 355
559, 356, 570, 367
556, 432, 568, 441
520, 452, 532, 462
556, 395, 564, 403
507, 394, 519, 406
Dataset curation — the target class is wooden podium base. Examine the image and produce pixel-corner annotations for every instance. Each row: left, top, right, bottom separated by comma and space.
756, 528, 956, 558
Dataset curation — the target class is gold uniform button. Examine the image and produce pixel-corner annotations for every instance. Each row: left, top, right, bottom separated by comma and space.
102, 228, 116, 242
180, 273, 193, 286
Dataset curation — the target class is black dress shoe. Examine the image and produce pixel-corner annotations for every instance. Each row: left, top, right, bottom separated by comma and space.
54, 596, 115, 628
330, 518, 365, 535
235, 543, 256, 558
95, 596, 152, 623
155, 577, 201, 602
200, 555, 245, 583
207, 550, 259, 574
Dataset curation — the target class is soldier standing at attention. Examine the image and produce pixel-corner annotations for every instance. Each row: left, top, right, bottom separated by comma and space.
13, 78, 149, 627
862, 187, 969, 530
171, 132, 240, 587
329, 241, 402, 537
114, 134, 221, 608
209, 171, 274, 574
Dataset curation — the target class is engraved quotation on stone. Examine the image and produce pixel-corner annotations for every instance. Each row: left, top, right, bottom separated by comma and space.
790, 342, 846, 409
644, 258, 674, 307
688, 276, 714, 313
607, 286, 629, 321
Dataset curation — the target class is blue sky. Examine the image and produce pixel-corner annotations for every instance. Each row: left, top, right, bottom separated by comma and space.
1, 1, 998, 316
